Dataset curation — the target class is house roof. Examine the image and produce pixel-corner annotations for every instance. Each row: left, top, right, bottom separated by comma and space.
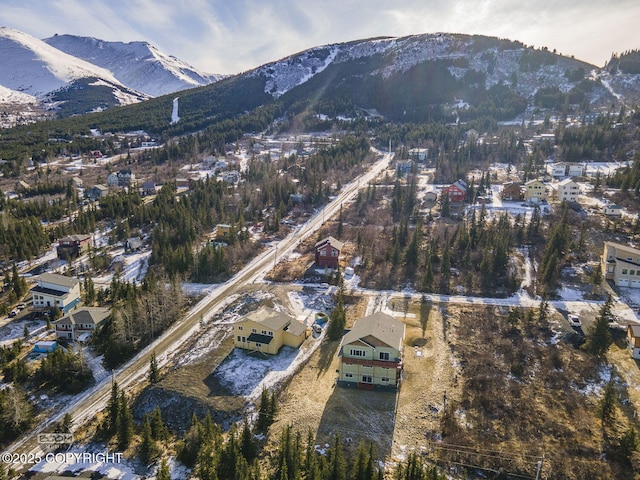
558, 178, 577, 187
55, 307, 110, 327
59, 234, 91, 243
92, 184, 108, 191
341, 312, 405, 351
315, 236, 344, 251
244, 307, 292, 331
524, 179, 544, 186
126, 237, 144, 249
284, 319, 307, 337
38, 273, 79, 289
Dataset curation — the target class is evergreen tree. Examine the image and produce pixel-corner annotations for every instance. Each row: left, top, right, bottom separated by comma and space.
328, 276, 347, 340
599, 377, 617, 427
117, 392, 134, 451
106, 381, 120, 435
327, 434, 347, 480
150, 407, 168, 441
156, 457, 171, 480
139, 414, 158, 464
240, 418, 256, 462
149, 351, 160, 384
584, 294, 614, 357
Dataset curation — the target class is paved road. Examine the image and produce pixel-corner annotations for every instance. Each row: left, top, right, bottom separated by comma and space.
5, 150, 393, 473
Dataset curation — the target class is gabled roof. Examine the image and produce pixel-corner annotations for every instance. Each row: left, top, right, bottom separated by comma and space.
55, 307, 110, 327
59, 234, 91, 243
341, 312, 405, 351
558, 178, 577, 187
524, 179, 545, 186
38, 273, 79, 289
451, 179, 467, 192
314, 236, 344, 251
243, 306, 292, 331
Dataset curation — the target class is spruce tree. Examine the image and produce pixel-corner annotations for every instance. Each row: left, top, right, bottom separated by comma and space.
107, 381, 120, 435
584, 294, 614, 358
139, 415, 158, 465
117, 392, 134, 451
327, 434, 346, 480
156, 457, 171, 480
149, 351, 160, 384
240, 418, 256, 462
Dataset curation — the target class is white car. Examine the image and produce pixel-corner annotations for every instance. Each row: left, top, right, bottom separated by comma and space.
568, 314, 581, 327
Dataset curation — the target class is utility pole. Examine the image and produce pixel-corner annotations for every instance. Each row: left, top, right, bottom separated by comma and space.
535, 452, 544, 480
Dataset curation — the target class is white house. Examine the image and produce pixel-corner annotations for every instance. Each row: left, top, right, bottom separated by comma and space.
31, 273, 81, 314
603, 204, 623, 216
556, 178, 580, 203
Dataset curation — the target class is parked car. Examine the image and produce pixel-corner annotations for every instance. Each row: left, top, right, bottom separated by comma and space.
568, 314, 581, 327
16, 303, 26, 310
8, 309, 19, 318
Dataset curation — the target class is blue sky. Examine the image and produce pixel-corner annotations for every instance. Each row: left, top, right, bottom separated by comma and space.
1, 0, 639, 74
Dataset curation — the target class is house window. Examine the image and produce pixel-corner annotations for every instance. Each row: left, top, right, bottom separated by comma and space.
237, 336, 242, 342
631, 270, 636, 276
255, 343, 262, 348
262, 330, 267, 335
350, 349, 366, 357
381, 377, 390, 382
252, 328, 257, 333
331, 249, 338, 257
268, 331, 273, 336
361, 375, 372, 383
238, 326, 243, 331
379, 352, 390, 361
622, 269, 628, 275
345, 373, 353, 378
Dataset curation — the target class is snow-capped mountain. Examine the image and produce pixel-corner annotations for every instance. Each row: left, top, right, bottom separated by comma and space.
0, 27, 133, 97
44, 34, 223, 97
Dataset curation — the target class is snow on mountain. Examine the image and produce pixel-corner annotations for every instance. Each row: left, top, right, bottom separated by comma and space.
44, 34, 222, 97
0, 84, 36, 104
0, 27, 126, 97
250, 33, 596, 101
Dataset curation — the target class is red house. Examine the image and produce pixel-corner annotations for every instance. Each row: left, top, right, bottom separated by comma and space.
315, 236, 344, 269
443, 179, 467, 202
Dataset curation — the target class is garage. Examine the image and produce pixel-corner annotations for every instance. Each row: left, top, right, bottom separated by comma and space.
618, 278, 630, 287
632, 279, 640, 289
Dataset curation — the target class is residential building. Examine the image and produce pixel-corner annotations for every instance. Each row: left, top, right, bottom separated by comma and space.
31, 273, 81, 313
54, 307, 110, 341
106, 172, 119, 187
408, 148, 428, 162
337, 312, 405, 390
567, 163, 585, 177
500, 182, 523, 201
524, 179, 547, 204
603, 204, 623, 216
85, 184, 108, 200
443, 179, 467, 203
216, 224, 233, 241
627, 325, 640, 360
233, 307, 307, 355
125, 237, 144, 252
315, 236, 344, 269
56, 234, 92, 259
556, 178, 580, 203
141, 180, 156, 196
551, 162, 568, 177
602, 241, 640, 288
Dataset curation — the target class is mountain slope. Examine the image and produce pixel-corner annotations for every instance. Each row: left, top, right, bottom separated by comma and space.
251, 33, 610, 123
0, 27, 127, 96
44, 34, 223, 97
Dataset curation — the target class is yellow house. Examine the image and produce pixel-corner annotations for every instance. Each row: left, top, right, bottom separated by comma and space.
337, 312, 405, 391
216, 224, 233, 240
524, 179, 547, 204
234, 307, 307, 355
602, 241, 640, 288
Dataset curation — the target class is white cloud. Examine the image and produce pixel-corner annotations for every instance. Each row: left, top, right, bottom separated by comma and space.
1, 0, 639, 73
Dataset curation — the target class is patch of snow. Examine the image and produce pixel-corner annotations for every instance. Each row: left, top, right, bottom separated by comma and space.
170, 97, 180, 125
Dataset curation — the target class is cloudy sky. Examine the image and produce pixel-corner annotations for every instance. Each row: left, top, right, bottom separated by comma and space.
1, 0, 639, 74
